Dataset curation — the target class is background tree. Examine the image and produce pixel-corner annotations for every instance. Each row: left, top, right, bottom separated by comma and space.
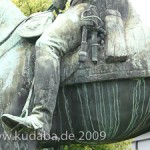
12, 0, 70, 16
11, 0, 133, 149
64, 140, 132, 150
12, 0, 52, 16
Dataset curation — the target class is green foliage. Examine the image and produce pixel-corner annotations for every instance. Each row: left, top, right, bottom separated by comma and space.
12, 0, 52, 16
64, 140, 133, 150
12, 0, 70, 16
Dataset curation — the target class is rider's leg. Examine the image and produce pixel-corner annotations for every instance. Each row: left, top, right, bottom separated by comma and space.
31, 3, 89, 134
1, 3, 89, 134
30, 43, 60, 134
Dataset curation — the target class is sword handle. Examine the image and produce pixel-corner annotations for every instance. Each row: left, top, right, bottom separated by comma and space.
79, 26, 88, 63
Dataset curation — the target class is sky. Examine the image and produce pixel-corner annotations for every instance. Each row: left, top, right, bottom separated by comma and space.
130, 0, 150, 25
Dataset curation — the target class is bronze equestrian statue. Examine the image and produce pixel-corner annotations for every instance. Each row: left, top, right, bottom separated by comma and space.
0, 0, 150, 149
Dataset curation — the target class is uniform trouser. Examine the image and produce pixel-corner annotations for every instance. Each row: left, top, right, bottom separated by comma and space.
31, 3, 89, 134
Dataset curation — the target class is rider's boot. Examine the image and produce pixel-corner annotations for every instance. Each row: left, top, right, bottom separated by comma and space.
2, 42, 60, 135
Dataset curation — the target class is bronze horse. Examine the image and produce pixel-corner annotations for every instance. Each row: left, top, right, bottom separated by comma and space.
1, 0, 150, 149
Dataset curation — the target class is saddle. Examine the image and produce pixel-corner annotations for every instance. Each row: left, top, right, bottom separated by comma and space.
60, 1, 150, 85
61, 5, 128, 85
17, 11, 55, 39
